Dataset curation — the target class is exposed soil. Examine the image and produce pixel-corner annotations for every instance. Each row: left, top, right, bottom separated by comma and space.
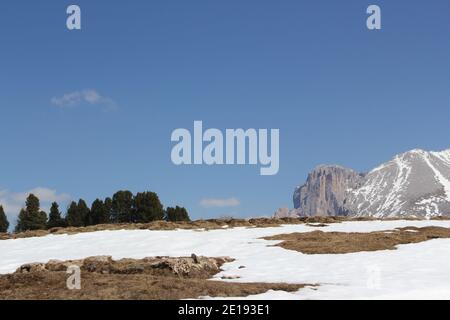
0, 255, 306, 300
263, 226, 450, 254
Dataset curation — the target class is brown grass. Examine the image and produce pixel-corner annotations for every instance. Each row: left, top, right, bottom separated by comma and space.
0, 255, 306, 300
0, 272, 305, 300
263, 226, 450, 254
2, 216, 449, 241
0, 217, 336, 240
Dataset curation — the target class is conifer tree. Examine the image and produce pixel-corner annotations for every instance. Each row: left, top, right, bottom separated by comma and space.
111, 191, 134, 223
90, 199, 109, 225
66, 201, 82, 227
15, 194, 47, 232
66, 199, 91, 227
166, 206, 190, 222
47, 202, 65, 229
104, 197, 113, 222
134, 192, 165, 222
78, 199, 91, 226
0, 205, 9, 233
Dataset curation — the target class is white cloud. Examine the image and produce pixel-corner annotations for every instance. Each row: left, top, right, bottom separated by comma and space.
0, 187, 71, 231
51, 89, 117, 111
199, 197, 240, 208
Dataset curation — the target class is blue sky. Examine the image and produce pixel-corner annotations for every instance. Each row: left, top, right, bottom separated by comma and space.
1, 1, 450, 226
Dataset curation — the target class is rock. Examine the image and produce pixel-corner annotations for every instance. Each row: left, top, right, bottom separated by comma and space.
16, 263, 47, 273
221, 275, 241, 280
191, 253, 199, 264
45, 259, 82, 272
84, 255, 113, 263
164, 257, 211, 276
293, 165, 363, 216
13, 255, 235, 279
273, 208, 292, 218
82, 256, 113, 273
273, 207, 302, 219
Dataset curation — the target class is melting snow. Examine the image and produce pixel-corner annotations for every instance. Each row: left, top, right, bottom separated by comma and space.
2, 220, 450, 299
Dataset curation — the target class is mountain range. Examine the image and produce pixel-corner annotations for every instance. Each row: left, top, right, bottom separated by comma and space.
275, 149, 450, 218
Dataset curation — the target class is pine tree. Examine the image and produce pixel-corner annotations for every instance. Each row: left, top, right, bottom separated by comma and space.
134, 192, 165, 222
104, 197, 113, 222
0, 206, 9, 233
111, 191, 134, 223
78, 199, 91, 226
47, 202, 65, 229
66, 199, 91, 227
66, 201, 82, 227
15, 209, 27, 232
90, 199, 109, 225
15, 194, 47, 232
166, 206, 190, 222
38, 210, 48, 227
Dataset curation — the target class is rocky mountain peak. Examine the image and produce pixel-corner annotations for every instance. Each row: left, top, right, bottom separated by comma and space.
276, 148, 450, 219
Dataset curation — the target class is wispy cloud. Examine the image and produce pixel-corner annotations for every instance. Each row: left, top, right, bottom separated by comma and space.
199, 197, 240, 208
0, 187, 71, 231
51, 89, 118, 111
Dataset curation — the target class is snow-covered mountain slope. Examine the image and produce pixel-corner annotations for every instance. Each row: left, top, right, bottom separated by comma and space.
346, 149, 450, 218
289, 149, 450, 218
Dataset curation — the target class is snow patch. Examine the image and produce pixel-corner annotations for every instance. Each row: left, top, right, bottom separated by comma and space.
2, 220, 450, 299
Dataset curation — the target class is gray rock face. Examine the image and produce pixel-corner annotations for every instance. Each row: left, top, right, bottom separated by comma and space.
273, 207, 291, 218
293, 165, 363, 216
291, 149, 450, 218
273, 207, 301, 218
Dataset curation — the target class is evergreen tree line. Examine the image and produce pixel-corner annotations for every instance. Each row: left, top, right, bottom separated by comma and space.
0, 190, 190, 233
